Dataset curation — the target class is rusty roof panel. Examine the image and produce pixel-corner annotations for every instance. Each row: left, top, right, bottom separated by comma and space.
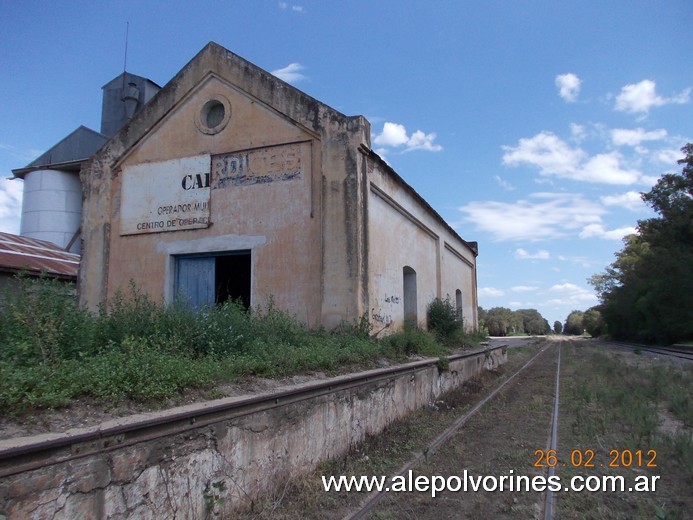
0, 232, 79, 278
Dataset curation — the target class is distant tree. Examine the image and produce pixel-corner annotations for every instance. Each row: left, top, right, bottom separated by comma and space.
589, 143, 693, 344
582, 307, 606, 337
485, 307, 523, 336
516, 309, 551, 335
553, 321, 563, 335
564, 310, 585, 336
478, 306, 488, 326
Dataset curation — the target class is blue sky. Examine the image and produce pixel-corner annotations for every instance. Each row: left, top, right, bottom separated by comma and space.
1, 1, 691, 326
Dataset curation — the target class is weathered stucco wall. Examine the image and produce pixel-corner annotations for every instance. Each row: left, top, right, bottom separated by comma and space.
78, 43, 480, 332
0, 348, 505, 519
80, 43, 376, 328
366, 154, 478, 332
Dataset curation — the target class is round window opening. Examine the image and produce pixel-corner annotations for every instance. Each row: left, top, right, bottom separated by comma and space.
196, 95, 231, 134
205, 101, 225, 128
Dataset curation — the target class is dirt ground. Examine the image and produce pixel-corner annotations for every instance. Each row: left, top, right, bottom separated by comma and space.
245, 338, 691, 519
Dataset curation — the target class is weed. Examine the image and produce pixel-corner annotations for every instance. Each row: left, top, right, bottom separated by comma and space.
0, 277, 462, 412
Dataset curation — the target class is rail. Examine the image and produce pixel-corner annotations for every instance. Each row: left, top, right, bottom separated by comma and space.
0, 345, 505, 480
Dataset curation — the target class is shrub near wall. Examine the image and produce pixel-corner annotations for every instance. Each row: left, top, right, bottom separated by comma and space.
0, 278, 480, 413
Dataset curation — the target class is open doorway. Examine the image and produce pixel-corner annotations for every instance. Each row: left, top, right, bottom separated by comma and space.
175, 251, 251, 309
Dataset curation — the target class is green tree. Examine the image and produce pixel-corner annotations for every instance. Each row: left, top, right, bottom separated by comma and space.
484, 307, 523, 336
564, 310, 585, 336
589, 144, 693, 344
553, 321, 563, 335
516, 308, 551, 335
582, 307, 606, 337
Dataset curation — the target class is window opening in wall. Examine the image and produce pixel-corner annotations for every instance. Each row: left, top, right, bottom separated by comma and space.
175, 251, 251, 310
456, 289, 463, 321
403, 266, 417, 326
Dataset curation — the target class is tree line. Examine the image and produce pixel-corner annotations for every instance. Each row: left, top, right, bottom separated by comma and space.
481, 145, 692, 344
478, 307, 551, 336
588, 144, 692, 345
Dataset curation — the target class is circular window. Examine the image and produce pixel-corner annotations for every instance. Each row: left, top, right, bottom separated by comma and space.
196, 95, 231, 134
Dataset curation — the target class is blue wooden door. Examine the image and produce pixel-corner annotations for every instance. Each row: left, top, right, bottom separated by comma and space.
175, 256, 215, 309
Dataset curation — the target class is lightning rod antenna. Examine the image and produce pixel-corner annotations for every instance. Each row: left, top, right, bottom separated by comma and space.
122, 22, 130, 94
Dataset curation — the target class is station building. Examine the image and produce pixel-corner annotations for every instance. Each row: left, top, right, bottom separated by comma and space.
54, 42, 478, 331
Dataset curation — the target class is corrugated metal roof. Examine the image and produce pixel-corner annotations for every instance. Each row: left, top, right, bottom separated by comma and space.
0, 232, 79, 279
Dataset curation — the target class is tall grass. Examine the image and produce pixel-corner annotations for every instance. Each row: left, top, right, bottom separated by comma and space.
0, 277, 473, 412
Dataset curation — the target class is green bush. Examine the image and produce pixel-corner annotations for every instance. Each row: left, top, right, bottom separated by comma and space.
427, 297, 461, 342
0, 277, 461, 412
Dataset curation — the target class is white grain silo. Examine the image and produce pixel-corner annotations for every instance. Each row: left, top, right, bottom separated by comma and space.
12, 73, 160, 254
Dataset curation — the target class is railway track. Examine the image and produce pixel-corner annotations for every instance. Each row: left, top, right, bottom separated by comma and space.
344, 340, 564, 519
600, 340, 693, 362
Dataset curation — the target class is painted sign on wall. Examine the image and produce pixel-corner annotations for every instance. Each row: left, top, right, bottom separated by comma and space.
120, 155, 211, 235
212, 143, 302, 189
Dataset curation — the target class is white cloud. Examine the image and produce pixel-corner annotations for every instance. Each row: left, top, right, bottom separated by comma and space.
479, 287, 505, 297
374, 122, 408, 147
511, 285, 539, 293
578, 223, 638, 240
503, 132, 643, 185
503, 132, 584, 177
611, 128, 667, 147
271, 63, 307, 83
555, 73, 581, 102
0, 178, 23, 234
494, 175, 514, 191
278, 2, 303, 11
515, 248, 550, 260
600, 191, 645, 211
458, 192, 605, 242
557, 255, 594, 268
570, 123, 586, 143
615, 79, 691, 115
655, 148, 684, 165
373, 122, 442, 152
547, 283, 598, 306
579, 152, 642, 184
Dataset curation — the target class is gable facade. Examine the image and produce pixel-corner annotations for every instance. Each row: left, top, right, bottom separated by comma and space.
80, 42, 478, 331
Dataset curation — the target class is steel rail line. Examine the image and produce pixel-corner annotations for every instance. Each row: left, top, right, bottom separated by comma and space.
343, 343, 552, 520
600, 340, 693, 361
0, 346, 504, 480
544, 341, 563, 520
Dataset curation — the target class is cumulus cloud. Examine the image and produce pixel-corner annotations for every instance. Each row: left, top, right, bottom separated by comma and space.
458, 192, 605, 242
515, 248, 550, 260
373, 122, 442, 153
271, 63, 307, 83
503, 132, 643, 185
611, 127, 667, 148
600, 191, 645, 211
0, 178, 23, 234
479, 287, 505, 297
556, 73, 581, 102
578, 224, 638, 240
655, 148, 685, 165
615, 79, 691, 115
547, 283, 598, 307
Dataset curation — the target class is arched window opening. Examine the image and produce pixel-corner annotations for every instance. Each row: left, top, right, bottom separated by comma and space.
455, 289, 463, 322
403, 266, 418, 326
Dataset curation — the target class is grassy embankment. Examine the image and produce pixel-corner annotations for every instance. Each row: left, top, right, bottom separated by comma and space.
556, 342, 693, 519
0, 277, 484, 413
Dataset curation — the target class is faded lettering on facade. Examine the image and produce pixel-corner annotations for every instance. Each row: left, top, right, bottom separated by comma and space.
212, 143, 302, 189
120, 155, 211, 235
